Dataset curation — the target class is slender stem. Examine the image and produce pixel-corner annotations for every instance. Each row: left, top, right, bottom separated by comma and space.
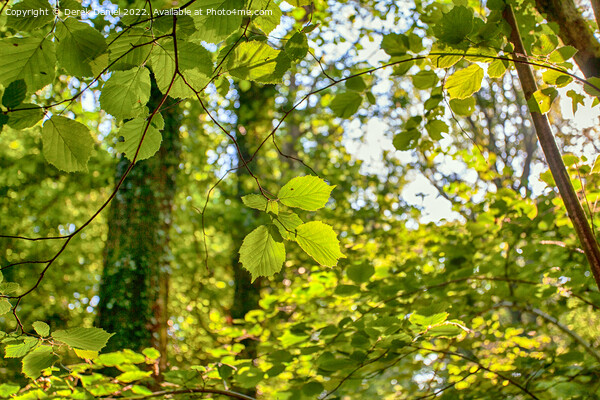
503, 4, 600, 290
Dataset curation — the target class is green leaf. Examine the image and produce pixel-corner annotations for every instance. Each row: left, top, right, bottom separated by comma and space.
487, 0, 505, 10
278, 176, 335, 211
190, 0, 243, 44
412, 70, 439, 89
150, 39, 212, 98
583, 77, 600, 97
0, 36, 55, 93
55, 18, 107, 77
330, 91, 363, 118
2, 80, 27, 108
542, 69, 572, 87
295, 221, 344, 267
527, 87, 558, 114
303, 381, 324, 396
42, 116, 94, 173
284, 32, 309, 61
488, 58, 508, 78
273, 211, 303, 240
215, 76, 230, 97
142, 347, 161, 360
52, 327, 114, 351
445, 64, 483, 99
32, 322, 50, 337
99, 67, 151, 120
0, 282, 20, 295
5, 339, 37, 358
115, 117, 163, 161
252, 0, 282, 34
7, 104, 43, 130
242, 194, 279, 214
347, 263, 375, 284
226, 41, 281, 82
425, 120, 448, 140
345, 76, 367, 92
409, 312, 449, 327
393, 129, 420, 151
6, 0, 53, 32
116, 370, 153, 383
531, 34, 558, 56
22, 346, 57, 379
449, 97, 476, 116
108, 28, 154, 71
392, 55, 415, 75
434, 6, 473, 45
549, 46, 577, 63
0, 299, 11, 316
381, 33, 409, 56
176, 41, 214, 76
0, 384, 20, 397
239, 225, 286, 281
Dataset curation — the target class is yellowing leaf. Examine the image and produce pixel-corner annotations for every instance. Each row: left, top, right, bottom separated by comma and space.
445, 64, 483, 99
74, 348, 99, 360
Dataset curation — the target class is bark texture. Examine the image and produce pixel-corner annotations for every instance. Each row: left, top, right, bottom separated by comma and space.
535, 0, 600, 78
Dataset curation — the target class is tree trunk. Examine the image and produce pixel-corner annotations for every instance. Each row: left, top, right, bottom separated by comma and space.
534, 0, 600, 78
97, 82, 181, 373
503, 5, 600, 290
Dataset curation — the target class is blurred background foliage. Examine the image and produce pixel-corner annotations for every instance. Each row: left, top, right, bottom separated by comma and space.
1, 0, 600, 398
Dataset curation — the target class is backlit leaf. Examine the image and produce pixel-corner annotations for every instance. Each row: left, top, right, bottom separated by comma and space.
55, 18, 107, 77
278, 176, 335, 211
52, 327, 114, 351
445, 64, 483, 99
295, 221, 344, 267
100, 67, 151, 120
42, 116, 94, 173
330, 92, 363, 118
32, 322, 50, 337
239, 225, 286, 281
0, 36, 55, 93
22, 346, 57, 379
115, 117, 163, 161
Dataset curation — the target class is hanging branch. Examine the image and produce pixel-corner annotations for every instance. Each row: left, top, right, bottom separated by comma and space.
503, 4, 600, 290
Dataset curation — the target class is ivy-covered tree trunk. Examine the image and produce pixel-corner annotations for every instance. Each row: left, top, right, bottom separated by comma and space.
229, 83, 276, 395
97, 84, 181, 371
231, 82, 276, 337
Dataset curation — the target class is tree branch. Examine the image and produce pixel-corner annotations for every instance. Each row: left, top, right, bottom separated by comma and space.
503, 4, 600, 291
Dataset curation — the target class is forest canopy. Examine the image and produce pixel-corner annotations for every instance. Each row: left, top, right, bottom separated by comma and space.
1, 0, 600, 399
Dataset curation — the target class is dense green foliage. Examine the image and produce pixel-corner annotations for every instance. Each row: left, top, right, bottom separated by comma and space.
1, 0, 600, 398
